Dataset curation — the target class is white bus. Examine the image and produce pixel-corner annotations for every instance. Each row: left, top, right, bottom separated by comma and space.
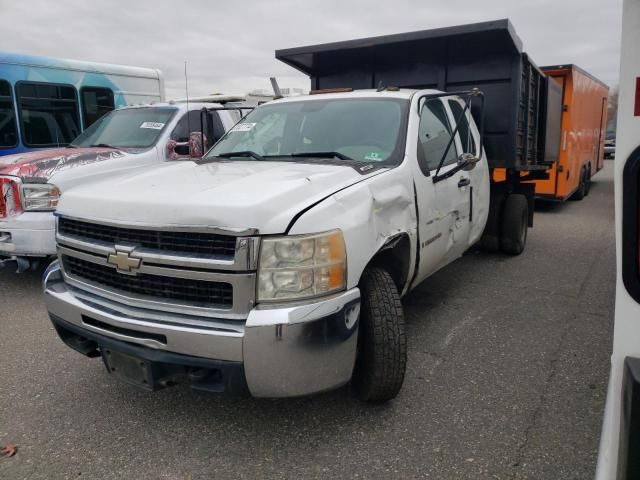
0, 52, 164, 156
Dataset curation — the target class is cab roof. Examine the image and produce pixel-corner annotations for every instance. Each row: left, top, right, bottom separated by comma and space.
270, 88, 442, 104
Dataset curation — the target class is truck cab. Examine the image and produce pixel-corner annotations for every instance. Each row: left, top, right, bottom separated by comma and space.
0, 101, 246, 271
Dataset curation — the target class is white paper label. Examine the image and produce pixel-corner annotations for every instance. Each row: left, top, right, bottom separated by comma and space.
231, 123, 256, 132
140, 122, 165, 130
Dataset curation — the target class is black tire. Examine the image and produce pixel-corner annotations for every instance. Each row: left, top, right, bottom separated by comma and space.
572, 168, 587, 201
352, 267, 407, 402
479, 197, 502, 253
584, 165, 592, 196
500, 194, 528, 255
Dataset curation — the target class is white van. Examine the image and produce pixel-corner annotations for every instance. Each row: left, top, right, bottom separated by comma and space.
595, 0, 640, 477
0, 102, 246, 271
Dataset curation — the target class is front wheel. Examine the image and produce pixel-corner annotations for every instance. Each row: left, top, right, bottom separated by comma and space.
352, 268, 407, 402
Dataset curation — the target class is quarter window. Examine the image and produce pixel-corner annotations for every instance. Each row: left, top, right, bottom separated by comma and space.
81, 87, 115, 128
17, 82, 80, 147
418, 99, 457, 172
0, 80, 18, 148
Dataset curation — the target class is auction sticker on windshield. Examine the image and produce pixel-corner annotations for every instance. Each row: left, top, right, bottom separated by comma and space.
231, 123, 256, 132
364, 152, 383, 161
140, 122, 165, 130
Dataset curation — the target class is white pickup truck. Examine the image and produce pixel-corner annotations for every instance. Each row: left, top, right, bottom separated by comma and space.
0, 100, 246, 271
43, 21, 559, 401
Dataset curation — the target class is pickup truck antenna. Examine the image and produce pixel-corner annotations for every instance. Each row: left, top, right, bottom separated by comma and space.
184, 61, 191, 140
270, 77, 283, 99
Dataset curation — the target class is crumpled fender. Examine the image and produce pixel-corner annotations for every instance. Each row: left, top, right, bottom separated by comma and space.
288, 167, 418, 291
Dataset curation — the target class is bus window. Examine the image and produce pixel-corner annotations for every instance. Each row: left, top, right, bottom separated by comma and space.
0, 80, 18, 148
17, 82, 80, 147
81, 87, 114, 128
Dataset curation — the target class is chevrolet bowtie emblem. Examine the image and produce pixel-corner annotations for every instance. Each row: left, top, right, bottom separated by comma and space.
107, 250, 142, 273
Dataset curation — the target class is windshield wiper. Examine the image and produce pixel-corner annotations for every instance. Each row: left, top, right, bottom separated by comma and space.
216, 151, 265, 161
290, 151, 353, 161
90, 143, 118, 149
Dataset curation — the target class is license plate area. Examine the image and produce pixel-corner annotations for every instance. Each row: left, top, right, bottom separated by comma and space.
102, 349, 155, 390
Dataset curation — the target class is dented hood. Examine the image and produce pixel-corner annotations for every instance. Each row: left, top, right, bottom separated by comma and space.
0, 147, 127, 181
58, 160, 378, 234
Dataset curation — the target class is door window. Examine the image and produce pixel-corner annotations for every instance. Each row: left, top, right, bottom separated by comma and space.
0, 80, 17, 148
81, 87, 115, 129
418, 99, 457, 174
448, 100, 476, 155
17, 82, 80, 147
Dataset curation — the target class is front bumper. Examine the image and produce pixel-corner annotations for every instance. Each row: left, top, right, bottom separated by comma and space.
0, 211, 56, 257
44, 262, 360, 398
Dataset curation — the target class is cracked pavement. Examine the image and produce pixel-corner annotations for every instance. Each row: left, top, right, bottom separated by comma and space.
0, 162, 615, 479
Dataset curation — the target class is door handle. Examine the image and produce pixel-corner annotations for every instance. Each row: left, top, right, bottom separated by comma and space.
458, 177, 471, 188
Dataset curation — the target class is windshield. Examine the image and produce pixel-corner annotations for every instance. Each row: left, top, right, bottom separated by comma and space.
205, 97, 408, 164
71, 107, 177, 148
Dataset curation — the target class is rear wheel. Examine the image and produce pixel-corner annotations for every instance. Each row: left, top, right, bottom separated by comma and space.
584, 165, 592, 196
500, 194, 528, 255
352, 267, 406, 402
572, 167, 587, 201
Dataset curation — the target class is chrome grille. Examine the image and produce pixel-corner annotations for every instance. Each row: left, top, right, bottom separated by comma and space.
62, 255, 233, 308
58, 217, 237, 257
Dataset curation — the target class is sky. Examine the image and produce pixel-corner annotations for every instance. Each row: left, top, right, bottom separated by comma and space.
0, 0, 623, 99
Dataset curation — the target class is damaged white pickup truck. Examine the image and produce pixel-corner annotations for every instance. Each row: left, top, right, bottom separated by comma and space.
44, 22, 555, 401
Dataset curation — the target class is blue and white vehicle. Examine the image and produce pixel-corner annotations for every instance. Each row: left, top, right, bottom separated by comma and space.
0, 52, 164, 156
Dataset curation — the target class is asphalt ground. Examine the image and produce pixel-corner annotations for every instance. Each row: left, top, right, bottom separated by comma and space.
0, 161, 615, 479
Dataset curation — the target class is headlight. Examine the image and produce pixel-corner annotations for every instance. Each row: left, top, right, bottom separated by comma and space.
258, 230, 346, 302
21, 183, 60, 211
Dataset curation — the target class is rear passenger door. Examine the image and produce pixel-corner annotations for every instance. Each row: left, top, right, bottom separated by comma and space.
448, 98, 489, 244
412, 98, 471, 281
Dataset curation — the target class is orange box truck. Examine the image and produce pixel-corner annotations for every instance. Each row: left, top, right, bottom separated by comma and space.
494, 64, 608, 201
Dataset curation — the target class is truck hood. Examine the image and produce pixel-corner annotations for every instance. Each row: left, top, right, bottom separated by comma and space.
0, 147, 128, 181
57, 160, 379, 234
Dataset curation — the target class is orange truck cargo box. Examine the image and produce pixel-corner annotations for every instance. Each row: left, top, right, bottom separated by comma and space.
495, 65, 608, 201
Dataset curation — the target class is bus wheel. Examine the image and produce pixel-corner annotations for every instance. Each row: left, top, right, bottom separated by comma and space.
500, 194, 528, 255
584, 165, 592, 196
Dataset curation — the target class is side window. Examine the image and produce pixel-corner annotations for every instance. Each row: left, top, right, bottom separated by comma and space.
418, 99, 458, 172
17, 82, 80, 147
208, 112, 226, 145
171, 110, 204, 142
448, 100, 476, 155
81, 87, 114, 129
0, 80, 18, 148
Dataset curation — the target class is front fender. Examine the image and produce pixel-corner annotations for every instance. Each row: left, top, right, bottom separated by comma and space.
288, 169, 418, 290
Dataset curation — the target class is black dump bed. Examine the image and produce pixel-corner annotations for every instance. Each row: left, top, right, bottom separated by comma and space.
276, 19, 562, 171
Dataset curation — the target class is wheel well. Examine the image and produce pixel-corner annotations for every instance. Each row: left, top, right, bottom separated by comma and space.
364, 234, 412, 293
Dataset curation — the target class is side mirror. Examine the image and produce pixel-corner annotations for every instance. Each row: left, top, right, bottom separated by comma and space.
165, 132, 205, 160
458, 152, 480, 171
188, 131, 204, 158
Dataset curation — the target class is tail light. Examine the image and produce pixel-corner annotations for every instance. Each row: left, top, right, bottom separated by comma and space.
0, 176, 22, 219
